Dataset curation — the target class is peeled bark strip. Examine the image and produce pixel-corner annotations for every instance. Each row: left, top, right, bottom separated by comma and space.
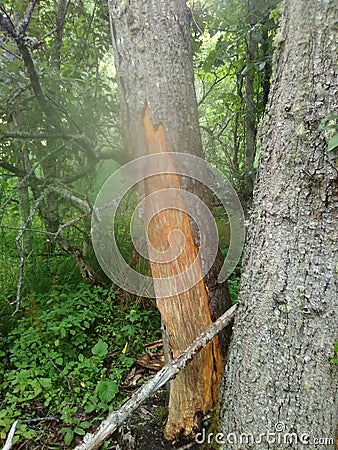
220, 0, 338, 448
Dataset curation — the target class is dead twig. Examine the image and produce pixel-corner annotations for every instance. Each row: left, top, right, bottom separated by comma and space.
2, 420, 18, 450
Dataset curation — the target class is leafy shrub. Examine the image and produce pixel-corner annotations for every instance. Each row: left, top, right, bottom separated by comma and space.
0, 283, 161, 445
331, 342, 338, 365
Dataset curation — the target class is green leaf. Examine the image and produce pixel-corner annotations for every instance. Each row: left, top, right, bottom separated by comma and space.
91, 340, 108, 358
74, 426, 86, 435
95, 380, 118, 403
317, 115, 338, 132
320, 124, 338, 132
327, 133, 338, 152
85, 402, 96, 413
63, 428, 74, 446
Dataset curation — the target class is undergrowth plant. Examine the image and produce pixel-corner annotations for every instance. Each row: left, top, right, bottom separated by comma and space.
0, 282, 161, 446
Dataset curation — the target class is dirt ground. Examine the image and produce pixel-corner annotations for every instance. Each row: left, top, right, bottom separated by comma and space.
108, 389, 202, 450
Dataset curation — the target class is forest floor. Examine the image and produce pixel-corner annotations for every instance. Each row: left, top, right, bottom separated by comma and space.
10, 348, 204, 450
104, 388, 201, 450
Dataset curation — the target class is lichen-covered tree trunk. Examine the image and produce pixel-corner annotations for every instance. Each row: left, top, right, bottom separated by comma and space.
220, 0, 338, 447
108, 0, 231, 440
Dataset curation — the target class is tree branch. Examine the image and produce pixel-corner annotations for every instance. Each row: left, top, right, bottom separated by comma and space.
0, 140, 71, 211
52, 0, 69, 67
0, 130, 87, 141
48, 185, 92, 213
0, 161, 26, 177
53, 214, 87, 240
15, 37, 59, 125
0, 43, 22, 60
18, 0, 40, 35
0, 4, 62, 128
74, 304, 238, 450
197, 73, 230, 107
0, 7, 16, 38
59, 161, 97, 184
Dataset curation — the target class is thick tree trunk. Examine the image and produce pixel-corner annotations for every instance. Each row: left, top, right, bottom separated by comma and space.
220, 0, 338, 448
107, 0, 231, 439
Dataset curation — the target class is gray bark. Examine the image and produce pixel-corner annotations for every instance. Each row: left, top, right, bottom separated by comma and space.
108, 0, 201, 161
220, 0, 338, 448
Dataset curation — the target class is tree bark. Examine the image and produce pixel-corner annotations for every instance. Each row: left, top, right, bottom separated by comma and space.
107, 0, 231, 440
220, 0, 338, 448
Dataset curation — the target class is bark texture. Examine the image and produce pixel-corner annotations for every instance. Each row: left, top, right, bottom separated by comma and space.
108, 0, 231, 439
220, 0, 338, 448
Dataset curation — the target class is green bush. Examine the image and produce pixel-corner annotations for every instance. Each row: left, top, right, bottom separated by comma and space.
0, 283, 161, 445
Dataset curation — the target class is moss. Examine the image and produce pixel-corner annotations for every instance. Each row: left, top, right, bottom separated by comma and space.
273, 31, 285, 48
295, 123, 306, 139
153, 406, 168, 422
199, 403, 222, 450
120, 0, 128, 13
315, 83, 325, 96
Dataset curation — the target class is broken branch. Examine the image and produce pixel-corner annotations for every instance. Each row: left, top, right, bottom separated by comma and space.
2, 420, 18, 450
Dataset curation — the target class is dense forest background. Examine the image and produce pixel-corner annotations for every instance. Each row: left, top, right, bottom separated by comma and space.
1, 0, 336, 448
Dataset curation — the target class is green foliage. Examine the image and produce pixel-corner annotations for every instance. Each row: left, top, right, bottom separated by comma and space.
192, 0, 279, 199
0, 283, 161, 445
95, 380, 119, 403
0, 0, 122, 291
317, 115, 338, 152
228, 275, 241, 304
330, 342, 338, 365
220, 246, 242, 304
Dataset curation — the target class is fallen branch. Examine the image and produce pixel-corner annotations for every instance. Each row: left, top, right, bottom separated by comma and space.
0, 130, 87, 141
2, 420, 18, 450
74, 304, 237, 450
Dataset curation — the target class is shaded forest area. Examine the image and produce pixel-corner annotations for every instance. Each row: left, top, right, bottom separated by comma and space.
1, 0, 337, 449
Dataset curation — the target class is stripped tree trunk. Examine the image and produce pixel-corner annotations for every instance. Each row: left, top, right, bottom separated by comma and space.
220, 0, 338, 447
107, 0, 231, 440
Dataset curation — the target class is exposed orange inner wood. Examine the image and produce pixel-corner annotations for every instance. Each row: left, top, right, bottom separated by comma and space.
142, 106, 223, 440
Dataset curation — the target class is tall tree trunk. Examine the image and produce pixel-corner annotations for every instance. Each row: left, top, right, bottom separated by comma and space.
220, 0, 338, 447
243, 0, 257, 205
107, 0, 231, 440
